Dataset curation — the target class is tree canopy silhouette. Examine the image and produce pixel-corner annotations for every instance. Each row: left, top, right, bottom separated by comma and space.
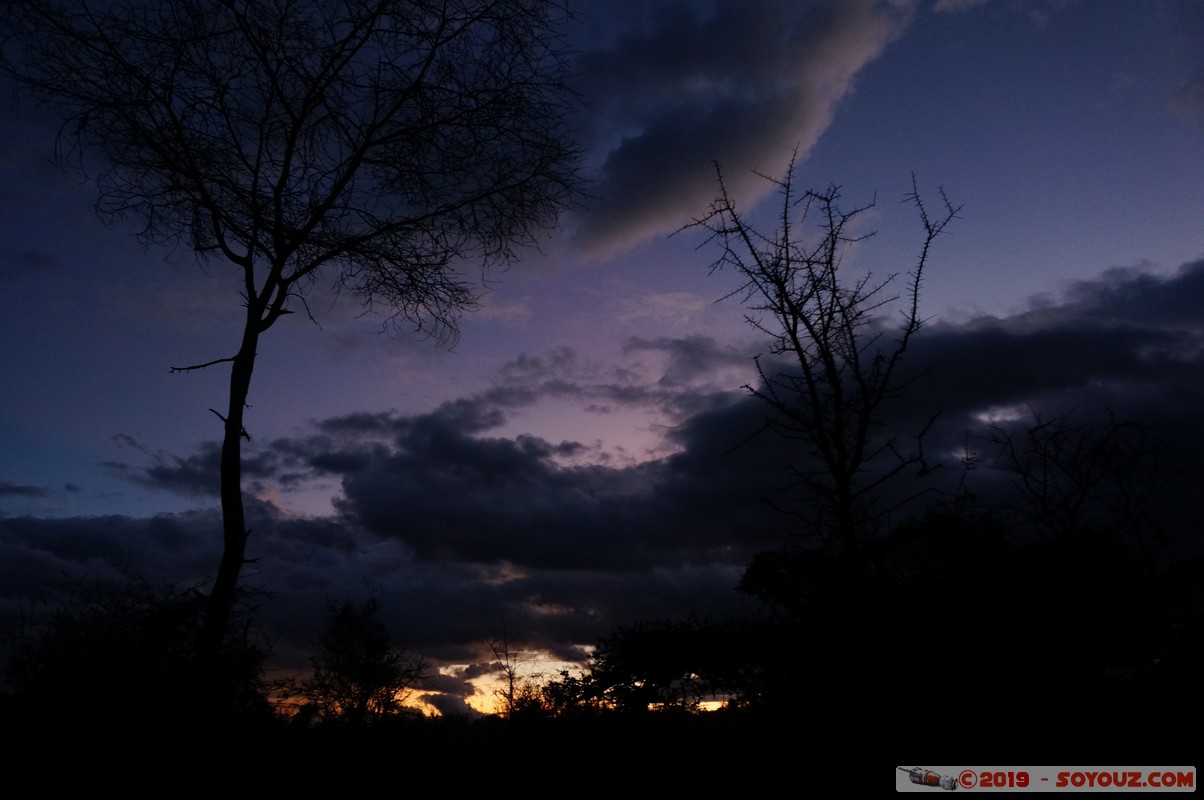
0, 0, 581, 665
294, 597, 427, 725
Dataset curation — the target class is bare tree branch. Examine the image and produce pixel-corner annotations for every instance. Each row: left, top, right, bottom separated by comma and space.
681, 153, 959, 558
170, 357, 238, 373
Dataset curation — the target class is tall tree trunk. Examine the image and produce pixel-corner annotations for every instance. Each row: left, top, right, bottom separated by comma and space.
199, 317, 260, 672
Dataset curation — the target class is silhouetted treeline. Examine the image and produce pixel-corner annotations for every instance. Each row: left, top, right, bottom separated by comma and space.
3, 503, 1200, 780
519, 509, 1201, 754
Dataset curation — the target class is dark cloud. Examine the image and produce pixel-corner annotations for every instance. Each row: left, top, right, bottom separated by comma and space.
104, 440, 286, 497
7, 258, 1203, 705
496, 347, 580, 384
99, 260, 1204, 570
0, 328, 790, 703
331, 417, 722, 570
623, 335, 752, 389
912, 260, 1204, 418
0, 511, 222, 623
570, 0, 912, 256
0, 480, 47, 497
419, 691, 482, 719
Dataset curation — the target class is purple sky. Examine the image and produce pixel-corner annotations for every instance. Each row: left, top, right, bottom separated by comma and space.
2, 0, 1203, 714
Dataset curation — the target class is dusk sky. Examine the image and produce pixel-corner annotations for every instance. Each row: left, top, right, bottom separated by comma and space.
2, 0, 1203, 715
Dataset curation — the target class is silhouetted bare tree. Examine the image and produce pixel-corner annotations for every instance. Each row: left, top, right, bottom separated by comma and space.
488, 626, 547, 719
685, 156, 959, 560
1, 0, 581, 664
986, 408, 1176, 565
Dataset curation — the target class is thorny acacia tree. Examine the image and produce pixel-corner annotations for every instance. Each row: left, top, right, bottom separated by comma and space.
687, 157, 959, 561
1, 0, 580, 666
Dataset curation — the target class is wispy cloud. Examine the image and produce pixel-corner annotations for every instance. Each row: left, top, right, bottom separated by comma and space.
0, 480, 48, 497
